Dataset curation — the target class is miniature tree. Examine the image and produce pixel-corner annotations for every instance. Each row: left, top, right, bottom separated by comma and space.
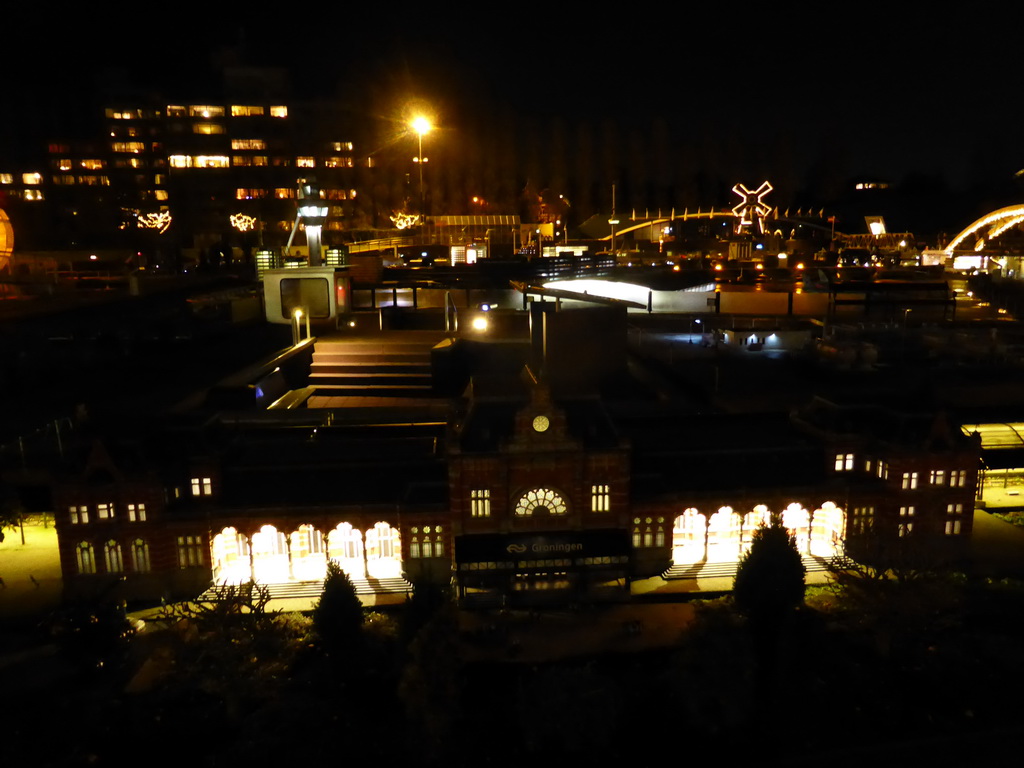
733, 517, 806, 627
312, 560, 364, 652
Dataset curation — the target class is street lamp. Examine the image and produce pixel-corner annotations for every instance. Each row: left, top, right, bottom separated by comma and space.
411, 116, 431, 217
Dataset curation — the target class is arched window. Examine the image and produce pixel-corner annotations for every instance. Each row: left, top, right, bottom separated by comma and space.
104, 540, 123, 573
76, 542, 96, 574
515, 488, 567, 517
131, 538, 150, 573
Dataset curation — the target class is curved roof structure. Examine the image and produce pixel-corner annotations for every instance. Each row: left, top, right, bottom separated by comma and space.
944, 204, 1024, 255
0, 208, 12, 272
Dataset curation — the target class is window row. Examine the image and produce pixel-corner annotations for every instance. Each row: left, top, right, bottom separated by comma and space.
839, 454, 970, 489
75, 539, 150, 574
470, 485, 611, 517
69, 503, 146, 524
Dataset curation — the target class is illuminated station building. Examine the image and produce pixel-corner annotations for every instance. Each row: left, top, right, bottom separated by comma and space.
52, 293, 981, 605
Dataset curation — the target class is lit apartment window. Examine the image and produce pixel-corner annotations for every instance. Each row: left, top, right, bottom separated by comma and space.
127, 503, 147, 522
81, 159, 104, 170
194, 155, 229, 168
232, 139, 266, 150
864, 459, 872, 473
296, 156, 315, 168
275, 188, 295, 199
97, 502, 114, 520
331, 142, 354, 151
56, 158, 72, 171
236, 188, 268, 200
22, 172, 42, 185
191, 477, 213, 496
111, 142, 145, 154
349, 189, 357, 198
189, 105, 225, 118
901, 472, 918, 490
899, 505, 915, 537
591, 484, 610, 512
876, 461, 889, 479
193, 123, 225, 135
950, 470, 966, 487
177, 535, 204, 567
231, 105, 265, 117
0, 174, 12, 184
76, 542, 96, 574
104, 540, 123, 573
834, 453, 854, 471
323, 157, 354, 168
269, 106, 288, 118
23, 190, 43, 201
930, 470, 946, 485
167, 105, 187, 116
470, 489, 490, 517
324, 189, 348, 200
131, 539, 151, 572
154, 190, 168, 200
69, 505, 89, 524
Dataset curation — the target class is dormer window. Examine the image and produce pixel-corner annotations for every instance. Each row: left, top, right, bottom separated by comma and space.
191, 477, 213, 496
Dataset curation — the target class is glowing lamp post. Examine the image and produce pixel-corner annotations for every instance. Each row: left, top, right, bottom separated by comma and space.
298, 183, 328, 267
411, 116, 431, 217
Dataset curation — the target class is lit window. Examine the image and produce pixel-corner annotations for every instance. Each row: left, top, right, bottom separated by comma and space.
930, 470, 945, 485
0, 174, 12, 184
97, 503, 114, 520
324, 189, 348, 200
24, 190, 43, 201
231, 139, 266, 150
191, 477, 213, 496
127, 503, 146, 522
834, 453, 854, 471
56, 158, 72, 171
22, 172, 42, 185
111, 142, 146, 153
194, 155, 229, 168
81, 159, 104, 170
193, 123, 225, 135
470, 489, 490, 517
876, 461, 889, 479
231, 105, 265, 117
76, 542, 96, 574
591, 484, 610, 512
515, 488, 566, 517
177, 535, 204, 567
851, 506, 874, 534
330, 142, 354, 152
901, 472, 918, 490
132, 538, 151, 572
104, 540, 123, 573
323, 157, 354, 168
899, 505, 915, 537
236, 188, 268, 200
296, 156, 315, 168
864, 459, 872, 472
166, 105, 187, 116
69, 505, 89, 524
188, 105, 225, 118
950, 470, 966, 487
945, 519, 961, 535
269, 106, 288, 118
275, 188, 295, 199
154, 190, 168, 200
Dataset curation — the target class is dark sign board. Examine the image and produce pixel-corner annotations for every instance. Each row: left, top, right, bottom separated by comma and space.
454, 529, 630, 563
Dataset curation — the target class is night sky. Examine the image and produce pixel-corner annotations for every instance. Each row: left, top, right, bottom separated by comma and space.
4, 7, 1023, 228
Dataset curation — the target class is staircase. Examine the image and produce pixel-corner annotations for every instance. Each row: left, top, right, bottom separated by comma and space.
662, 553, 856, 581
198, 576, 413, 603
307, 333, 442, 397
